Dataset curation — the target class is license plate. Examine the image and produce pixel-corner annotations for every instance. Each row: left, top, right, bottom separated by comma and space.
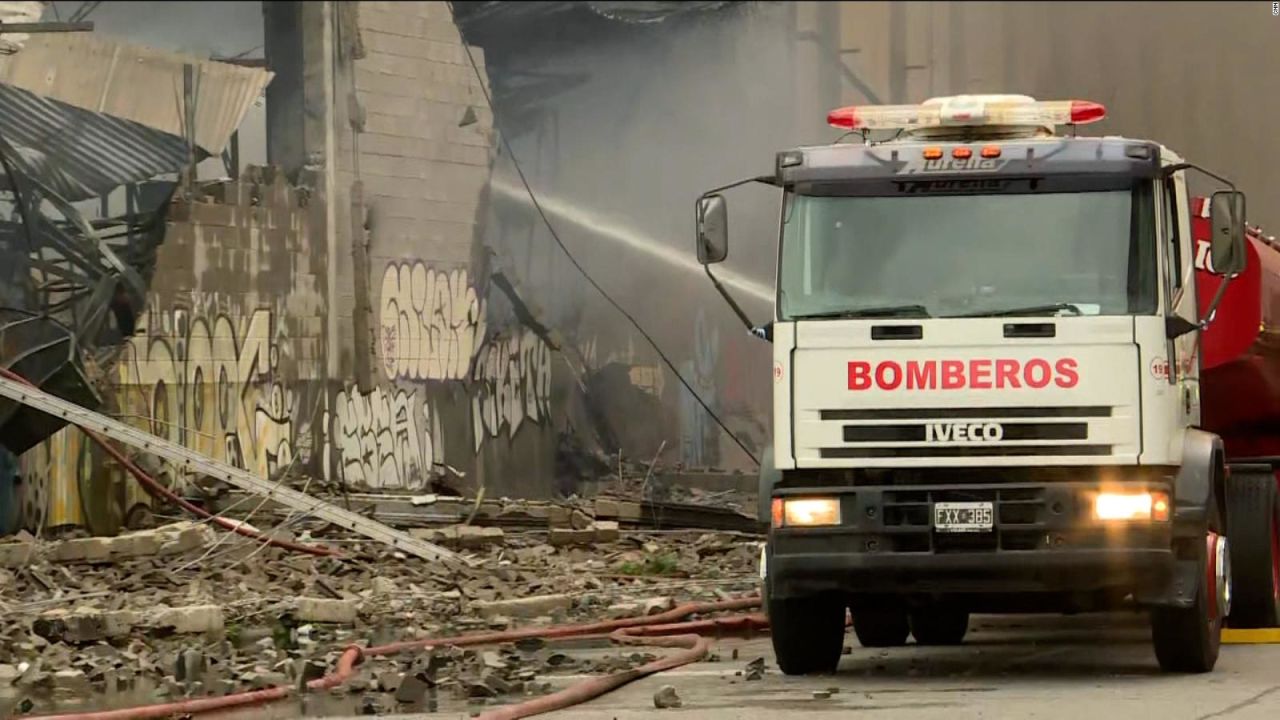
934, 502, 994, 533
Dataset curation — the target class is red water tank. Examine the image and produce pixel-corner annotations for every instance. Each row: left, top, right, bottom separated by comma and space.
1195, 197, 1280, 460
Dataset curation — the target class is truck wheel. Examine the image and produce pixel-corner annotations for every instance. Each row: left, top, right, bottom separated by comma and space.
909, 607, 970, 645
768, 594, 846, 675
1225, 471, 1280, 628
1151, 531, 1228, 673
852, 607, 910, 648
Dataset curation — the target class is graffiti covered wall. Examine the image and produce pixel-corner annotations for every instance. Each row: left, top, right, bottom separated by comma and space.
18, 170, 329, 534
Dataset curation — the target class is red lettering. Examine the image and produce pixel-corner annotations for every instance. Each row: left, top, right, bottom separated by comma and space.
848, 357, 1079, 391
848, 361, 871, 390
969, 359, 992, 389
1024, 358, 1051, 388
995, 359, 1021, 389
941, 360, 965, 390
906, 360, 937, 390
874, 361, 903, 390
1054, 358, 1079, 388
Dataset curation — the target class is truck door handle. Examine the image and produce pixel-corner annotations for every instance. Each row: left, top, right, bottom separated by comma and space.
871, 325, 923, 340
1003, 323, 1056, 338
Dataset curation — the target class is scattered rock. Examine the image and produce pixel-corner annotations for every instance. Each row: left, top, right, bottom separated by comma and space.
653, 684, 682, 709
745, 656, 766, 681
813, 689, 832, 699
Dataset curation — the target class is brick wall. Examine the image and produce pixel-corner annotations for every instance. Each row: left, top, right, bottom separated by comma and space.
19, 170, 329, 534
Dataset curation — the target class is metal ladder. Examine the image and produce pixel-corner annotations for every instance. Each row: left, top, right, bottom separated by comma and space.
0, 373, 465, 566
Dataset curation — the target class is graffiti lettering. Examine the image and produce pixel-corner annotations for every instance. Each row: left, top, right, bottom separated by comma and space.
471, 329, 553, 451
379, 263, 487, 382
116, 304, 296, 481
331, 386, 436, 490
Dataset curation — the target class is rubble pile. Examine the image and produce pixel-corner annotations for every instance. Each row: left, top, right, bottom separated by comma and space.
0, 496, 762, 716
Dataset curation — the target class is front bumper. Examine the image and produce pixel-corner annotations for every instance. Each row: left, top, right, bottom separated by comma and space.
768, 482, 1177, 598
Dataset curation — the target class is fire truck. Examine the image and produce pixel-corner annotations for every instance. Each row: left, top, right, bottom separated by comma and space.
694, 95, 1280, 674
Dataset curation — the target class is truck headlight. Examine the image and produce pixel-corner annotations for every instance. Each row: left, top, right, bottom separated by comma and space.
1093, 491, 1170, 522
773, 497, 841, 528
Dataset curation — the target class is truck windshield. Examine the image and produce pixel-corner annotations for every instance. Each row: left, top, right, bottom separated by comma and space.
778, 186, 1157, 320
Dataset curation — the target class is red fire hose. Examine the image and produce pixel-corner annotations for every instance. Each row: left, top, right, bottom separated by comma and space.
0, 367, 339, 557
21, 598, 767, 720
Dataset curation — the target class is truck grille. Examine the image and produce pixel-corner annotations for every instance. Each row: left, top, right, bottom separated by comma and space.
817, 406, 1115, 460
883, 487, 1055, 552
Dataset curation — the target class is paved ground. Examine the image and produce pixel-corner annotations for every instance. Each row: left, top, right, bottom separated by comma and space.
318, 613, 1280, 720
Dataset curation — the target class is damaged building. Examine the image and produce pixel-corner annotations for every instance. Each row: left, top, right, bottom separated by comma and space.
5, 0, 1276, 539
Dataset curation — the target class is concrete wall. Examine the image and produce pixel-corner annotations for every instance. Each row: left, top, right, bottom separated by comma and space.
330, 1, 560, 497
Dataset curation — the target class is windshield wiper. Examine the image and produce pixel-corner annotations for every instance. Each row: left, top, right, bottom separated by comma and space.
793, 304, 931, 320
949, 303, 1085, 318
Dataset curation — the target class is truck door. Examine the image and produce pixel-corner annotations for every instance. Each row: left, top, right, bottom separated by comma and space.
1163, 172, 1200, 424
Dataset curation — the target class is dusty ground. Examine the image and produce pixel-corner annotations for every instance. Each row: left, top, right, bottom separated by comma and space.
329, 613, 1280, 720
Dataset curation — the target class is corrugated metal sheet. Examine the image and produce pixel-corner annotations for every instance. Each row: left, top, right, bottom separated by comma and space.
0, 32, 272, 155
0, 82, 188, 201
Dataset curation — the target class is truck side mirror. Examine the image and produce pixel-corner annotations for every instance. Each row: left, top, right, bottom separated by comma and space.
696, 194, 728, 265
1209, 190, 1247, 276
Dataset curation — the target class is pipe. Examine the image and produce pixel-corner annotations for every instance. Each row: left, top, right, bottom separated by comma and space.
21, 598, 765, 720
0, 367, 339, 557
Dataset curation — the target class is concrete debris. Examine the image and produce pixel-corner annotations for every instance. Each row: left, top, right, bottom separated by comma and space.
643, 597, 675, 615
151, 605, 224, 635
593, 521, 621, 542
294, 598, 359, 625
813, 689, 832, 699
0, 487, 763, 716
593, 498, 643, 522
0, 539, 38, 568
46, 522, 217, 565
744, 656, 766, 681
473, 594, 573, 620
32, 608, 138, 644
548, 528, 595, 547
410, 525, 505, 549
654, 684, 682, 709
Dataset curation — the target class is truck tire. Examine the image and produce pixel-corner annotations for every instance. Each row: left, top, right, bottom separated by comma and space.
909, 607, 970, 646
1151, 529, 1227, 673
768, 594, 846, 675
852, 607, 911, 648
1225, 471, 1280, 628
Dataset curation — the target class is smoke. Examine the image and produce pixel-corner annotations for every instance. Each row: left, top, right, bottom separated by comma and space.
465, 2, 844, 469
489, 176, 774, 303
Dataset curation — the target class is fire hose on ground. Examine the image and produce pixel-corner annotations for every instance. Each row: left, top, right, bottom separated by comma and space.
22, 598, 770, 720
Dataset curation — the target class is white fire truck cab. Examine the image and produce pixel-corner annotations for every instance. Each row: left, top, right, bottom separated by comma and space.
694, 95, 1261, 674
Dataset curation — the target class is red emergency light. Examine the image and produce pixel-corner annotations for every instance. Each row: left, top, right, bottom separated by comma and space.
827, 95, 1107, 132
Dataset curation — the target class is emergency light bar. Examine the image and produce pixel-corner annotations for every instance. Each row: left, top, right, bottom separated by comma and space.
827, 94, 1106, 133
